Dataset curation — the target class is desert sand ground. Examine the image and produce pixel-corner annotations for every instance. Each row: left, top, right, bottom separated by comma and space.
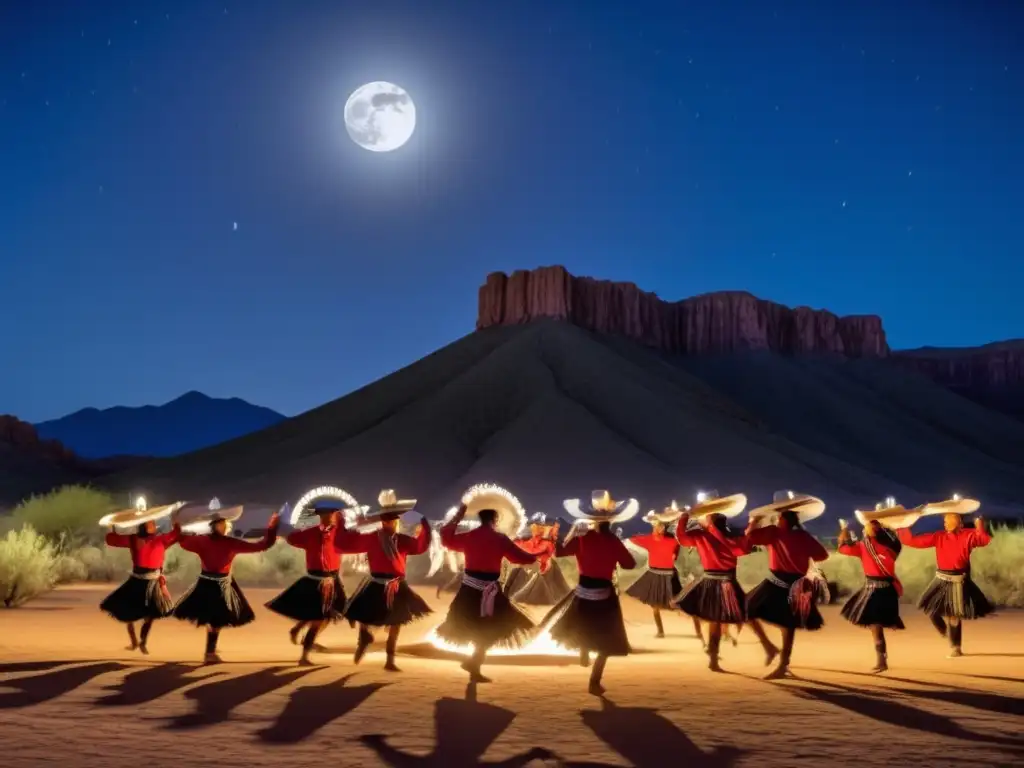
1, 584, 1022, 768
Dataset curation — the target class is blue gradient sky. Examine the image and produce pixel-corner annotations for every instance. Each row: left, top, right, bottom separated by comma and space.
2, 1, 1022, 421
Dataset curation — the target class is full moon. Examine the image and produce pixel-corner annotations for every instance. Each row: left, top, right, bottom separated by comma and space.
344, 81, 416, 153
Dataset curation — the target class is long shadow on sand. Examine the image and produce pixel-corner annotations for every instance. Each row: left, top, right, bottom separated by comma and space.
824, 670, 1024, 718
780, 679, 1024, 757
359, 683, 557, 767
162, 666, 318, 730
579, 697, 747, 768
0, 661, 77, 675
96, 663, 222, 707
257, 672, 389, 744
0, 662, 127, 709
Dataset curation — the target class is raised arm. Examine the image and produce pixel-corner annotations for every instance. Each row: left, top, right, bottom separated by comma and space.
156, 524, 183, 548
746, 525, 780, 548
806, 533, 829, 562
400, 518, 432, 556
104, 531, 132, 548
440, 522, 469, 552
615, 538, 637, 570
286, 525, 318, 548
178, 534, 203, 554
628, 533, 656, 552
837, 540, 862, 557
966, 518, 993, 551
555, 535, 580, 558
675, 526, 705, 548
502, 535, 538, 566
229, 515, 279, 554
897, 528, 938, 549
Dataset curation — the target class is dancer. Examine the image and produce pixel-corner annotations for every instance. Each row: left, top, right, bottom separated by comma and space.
898, 494, 994, 657
436, 484, 536, 683
99, 498, 185, 654
543, 490, 638, 696
624, 503, 684, 639
509, 515, 570, 606
673, 492, 751, 672
837, 497, 918, 673
172, 502, 280, 663
266, 500, 352, 665
744, 491, 829, 680
342, 490, 433, 672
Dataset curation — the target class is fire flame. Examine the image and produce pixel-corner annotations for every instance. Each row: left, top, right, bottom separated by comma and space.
424, 625, 576, 657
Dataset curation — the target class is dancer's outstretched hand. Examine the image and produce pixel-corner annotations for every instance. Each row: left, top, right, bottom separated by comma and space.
268, 511, 281, 528
974, 516, 986, 531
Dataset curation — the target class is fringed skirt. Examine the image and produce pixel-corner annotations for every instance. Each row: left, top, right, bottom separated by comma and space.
840, 577, 904, 629
918, 569, 994, 621
746, 570, 825, 631
503, 564, 535, 597
344, 573, 432, 627
512, 564, 572, 606
625, 567, 682, 609
435, 571, 535, 649
172, 571, 256, 629
543, 576, 631, 657
675, 570, 746, 624
265, 570, 347, 622
100, 568, 174, 623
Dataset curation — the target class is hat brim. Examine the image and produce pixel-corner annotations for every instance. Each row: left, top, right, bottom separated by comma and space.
99, 501, 185, 528
854, 507, 922, 529
176, 504, 245, 528
689, 494, 747, 520
289, 486, 363, 527
359, 503, 417, 524
920, 498, 981, 516
748, 495, 825, 525
563, 498, 640, 525
643, 510, 683, 525
461, 486, 525, 537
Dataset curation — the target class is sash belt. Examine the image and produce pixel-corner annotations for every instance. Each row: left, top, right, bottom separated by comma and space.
462, 574, 500, 617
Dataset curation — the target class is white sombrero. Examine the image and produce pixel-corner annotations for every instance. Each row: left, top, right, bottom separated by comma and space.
642, 500, 687, 526
289, 485, 371, 530
749, 490, 825, 526
563, 490, 640, 525
358, 488, 418, 524
176, 497, 246, 532
529, 512, 555, 527
853, 496, 923, 529
451, 483, 526, 537
98, 496, 186, 528
920, 493, 981, 517
687, 491, 747, 520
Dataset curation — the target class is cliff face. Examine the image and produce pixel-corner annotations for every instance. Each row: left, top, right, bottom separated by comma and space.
477, 266, 889, 357
0, 415, 81, 466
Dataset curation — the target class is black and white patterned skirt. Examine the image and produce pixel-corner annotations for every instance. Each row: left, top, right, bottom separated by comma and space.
265, 570, 347, 622
343, 572, 432, 627
172, 571, 256, 629
435, 571, 535, 649
625, 567, 683, 609
543, 576, 631, 657
675, 569, 746, 624
100, 568, 174, 623
746, 570, 825, 631
918, 569, 994, 621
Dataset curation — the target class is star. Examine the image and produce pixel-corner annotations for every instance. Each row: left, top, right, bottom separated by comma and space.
908, 170, 913, 177
841, 200, 847, 208
233, 222, 238, 231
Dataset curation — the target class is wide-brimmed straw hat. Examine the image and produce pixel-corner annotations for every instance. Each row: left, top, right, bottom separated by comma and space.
176, 497, 246, 532
451, 483, 526, 537
357, 488, 418, 524
853, 496, 922, 529
290, 485, 370, 529
642, 500, 687, 526
748, 490, 825, 526
528, 512, 555, 528
98, 496, 185, 528
920, 493, 981, 517
687, 491, 747, 520
563, 490, 640, 525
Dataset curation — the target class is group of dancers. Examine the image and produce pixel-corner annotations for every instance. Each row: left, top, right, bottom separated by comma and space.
98, 485, 995, 694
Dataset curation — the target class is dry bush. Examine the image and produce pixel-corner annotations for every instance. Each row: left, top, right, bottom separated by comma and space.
0, 526, 59, 607
9, 486, 117, 546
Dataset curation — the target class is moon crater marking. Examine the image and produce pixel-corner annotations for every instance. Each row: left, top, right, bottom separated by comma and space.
344, 81, 416, 152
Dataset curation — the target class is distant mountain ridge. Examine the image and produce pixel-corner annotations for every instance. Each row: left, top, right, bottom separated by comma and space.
34, 391, 286, 459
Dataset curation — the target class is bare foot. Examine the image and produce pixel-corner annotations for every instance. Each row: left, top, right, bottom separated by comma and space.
384, 661, 401, 672
588, 683, 606, 697
764, 646, 779, 667
947, 648, 963, 659
298, 657, 314, 667
203, 653, 223, 665
139, 644, 149, 656
763, 664, 790, 681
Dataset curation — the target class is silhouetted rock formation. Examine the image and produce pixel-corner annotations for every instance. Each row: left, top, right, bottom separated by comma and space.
477, 266, 889, 357
0, 415, 80, 466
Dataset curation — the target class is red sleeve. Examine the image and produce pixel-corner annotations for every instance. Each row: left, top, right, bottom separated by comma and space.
155, 526, 183, 548
898, 529, 937, 548
286, 526, 317, 549
629, 534, 654, 552
555, 536, 580, 557
440, 523, 467, 552
229, 525, 278, 554
806, 534, 829, 562
105, 532, 132, 548
616, 539, 637, 570
966, 527, 993, 550
179, 535, 203, 554
503, 536, 537, 565
747, 527, 779, 547
339, 531, 373, 554
675, 527, 704, 548
837, 541, 861, 558
399, 523, 431, 555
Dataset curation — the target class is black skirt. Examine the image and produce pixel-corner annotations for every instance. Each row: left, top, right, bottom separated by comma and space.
746, 571, 824, 631
100, 569, 174, 623
434, 571, 535, 649
840, 577, 904, 629
918, 570, 994, 621
265, 570, 347, 622
625, 567, 682, 609
512, 564, 572, 606
172, 572, 256, 629
543, 576, 631, 657
675, 570, 747, 624
344, 573, 432, 627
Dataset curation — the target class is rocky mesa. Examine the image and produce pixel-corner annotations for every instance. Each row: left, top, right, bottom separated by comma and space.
477, 266, 889, 357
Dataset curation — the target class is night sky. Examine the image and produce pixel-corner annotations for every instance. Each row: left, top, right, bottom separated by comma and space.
2, 1, 1022, 422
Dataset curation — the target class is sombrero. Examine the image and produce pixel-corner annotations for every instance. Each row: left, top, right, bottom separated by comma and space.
853, 496, 923, 529
528, 512, 556, 528
642, 500, 687, 526
920, 493, 981, 517
687, 491, 747, 520
455, 483, 526, 537
357, 488, 418, 524
289, 485, 370, 529
748, 490, 825, 526
176, 497, 246, 532
563, 490, 640, 525
98, 496, 186, 528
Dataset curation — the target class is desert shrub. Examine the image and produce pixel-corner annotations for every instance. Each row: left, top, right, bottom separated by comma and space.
9, 486, 117, 546
65, 544, 132, 582
0, 526, 59, 607
229, 541, 305, 587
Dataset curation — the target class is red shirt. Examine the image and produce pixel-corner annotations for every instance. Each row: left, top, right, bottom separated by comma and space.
746, 526, 828, 575
441, 523, 536, 573
105, 526, 182, 570
629, 533, 680, 570
179, 528, 278, 574
556, 530, 635, 581
675, 525, 750, 571
838, 538, 899, 579
345, 525, 431, 577
516, 535, 555, 573
898, 526, 992, 571
285, 524, 351, 572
